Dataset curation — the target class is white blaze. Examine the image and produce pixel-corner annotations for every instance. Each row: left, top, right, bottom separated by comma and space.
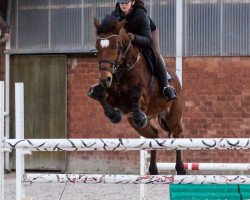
100, 39, 110, 48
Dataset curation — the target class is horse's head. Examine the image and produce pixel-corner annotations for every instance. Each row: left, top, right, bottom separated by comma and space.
94, 15, 127, 88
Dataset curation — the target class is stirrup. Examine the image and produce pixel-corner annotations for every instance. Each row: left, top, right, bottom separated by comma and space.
163, 85, 177, 101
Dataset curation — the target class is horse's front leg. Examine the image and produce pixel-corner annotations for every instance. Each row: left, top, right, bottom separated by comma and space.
99, 98, 122, 124
130, 87, 147, 128
88, 84, 122, 123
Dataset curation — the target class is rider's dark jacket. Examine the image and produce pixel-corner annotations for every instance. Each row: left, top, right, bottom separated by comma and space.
111, 4, 156, 48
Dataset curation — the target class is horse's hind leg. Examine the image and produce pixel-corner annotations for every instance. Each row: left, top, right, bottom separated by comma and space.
162, 118, 186, 175
128, 118, 159, 175
172, 123, 186, 175
147, 125, 159, 175
164, 99, 186, 175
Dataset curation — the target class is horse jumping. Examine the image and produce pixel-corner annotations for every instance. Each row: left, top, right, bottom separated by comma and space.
90, 15, 186, 175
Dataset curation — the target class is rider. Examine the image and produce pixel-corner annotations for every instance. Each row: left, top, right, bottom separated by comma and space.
0, 0, 9, 46
88, 0, 177, 101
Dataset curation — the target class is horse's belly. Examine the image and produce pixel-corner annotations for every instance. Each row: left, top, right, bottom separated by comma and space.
108, 92, 171, 118
146, 99, 171, 116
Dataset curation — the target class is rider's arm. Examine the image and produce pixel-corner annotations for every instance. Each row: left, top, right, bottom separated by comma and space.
148, 16, 157, 32
131, 8, 152, 47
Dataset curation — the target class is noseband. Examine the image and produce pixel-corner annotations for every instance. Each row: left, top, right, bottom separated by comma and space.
97, 34, 140, 74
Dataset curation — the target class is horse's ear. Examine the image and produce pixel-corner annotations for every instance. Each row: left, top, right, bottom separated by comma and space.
94, 18, 100, 29
116, 19, 125, 32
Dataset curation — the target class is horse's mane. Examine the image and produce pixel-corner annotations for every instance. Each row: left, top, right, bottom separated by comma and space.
96, 15, 118, 35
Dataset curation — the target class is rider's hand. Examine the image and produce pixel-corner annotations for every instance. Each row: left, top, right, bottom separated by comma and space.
127, 32, 135, 41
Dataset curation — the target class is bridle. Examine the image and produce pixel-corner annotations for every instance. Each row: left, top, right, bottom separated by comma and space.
97, 34, 140, 75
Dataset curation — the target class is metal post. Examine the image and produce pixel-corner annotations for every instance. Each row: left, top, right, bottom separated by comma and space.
176, 0, 183, 86
5, 35, 10, 172
15, 83, 25, 200
0, 81, 5, 200
140, 136, 147, 200
4, 0, 12, 172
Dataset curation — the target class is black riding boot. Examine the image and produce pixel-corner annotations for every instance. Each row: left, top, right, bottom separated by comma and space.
88, 84, 105, 101
155, 55, 177, 101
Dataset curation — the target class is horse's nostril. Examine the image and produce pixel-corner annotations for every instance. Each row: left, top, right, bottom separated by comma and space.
100, 77, 112, 88
100, 80, 107, 87
107, 77, 112, 83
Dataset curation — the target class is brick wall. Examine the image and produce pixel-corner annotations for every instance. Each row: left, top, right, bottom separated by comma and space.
67, 56, 250, 173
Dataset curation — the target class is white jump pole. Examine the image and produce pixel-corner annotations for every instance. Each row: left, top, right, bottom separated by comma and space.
0, 81, 5, 200
5, 138, 250, 151
157, 163, 250, 171
24, 174, 250, 184
15, 83, 25, 200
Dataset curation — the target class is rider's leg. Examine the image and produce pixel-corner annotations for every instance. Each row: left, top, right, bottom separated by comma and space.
151, 29, 177, 101
155, 54, 177, 101
151, 29, 160, 54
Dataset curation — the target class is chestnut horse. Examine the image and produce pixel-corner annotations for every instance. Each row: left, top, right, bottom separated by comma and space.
92, 15, 186, 175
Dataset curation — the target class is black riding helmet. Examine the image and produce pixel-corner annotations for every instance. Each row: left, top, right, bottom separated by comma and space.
116, 0, 133, 3
116, 0, 147, 13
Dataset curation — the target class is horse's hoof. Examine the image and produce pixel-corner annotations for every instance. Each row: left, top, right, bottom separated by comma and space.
175, 163, 187, 175
149, 166, 159, 175
177, 169, 187, 175
109, 109, 122, 124
88, 84, 105, 101
133, 112, 147, 128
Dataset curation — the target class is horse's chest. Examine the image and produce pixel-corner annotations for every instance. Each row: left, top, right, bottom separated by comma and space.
113, 80, 130, 93
108, 86, 132, 113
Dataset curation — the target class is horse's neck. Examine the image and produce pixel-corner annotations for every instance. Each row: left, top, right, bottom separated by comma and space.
128, 46, 139, 59
122, 40, 139, 63
119, 30, 139, 61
